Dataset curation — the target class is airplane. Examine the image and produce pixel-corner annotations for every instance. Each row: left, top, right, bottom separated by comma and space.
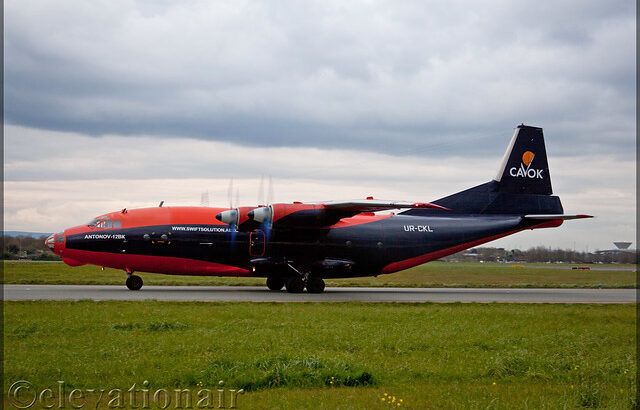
46, 125, 592, 293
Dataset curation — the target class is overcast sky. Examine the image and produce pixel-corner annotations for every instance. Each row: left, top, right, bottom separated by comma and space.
4, 0, 636, 251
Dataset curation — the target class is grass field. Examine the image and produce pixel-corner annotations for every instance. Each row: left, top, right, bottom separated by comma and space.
2, 260, 636, 288
3, 301, 636, 409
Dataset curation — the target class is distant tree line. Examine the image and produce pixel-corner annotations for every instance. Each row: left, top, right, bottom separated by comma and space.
444, 246, 638, 264
2, 235, 61, 260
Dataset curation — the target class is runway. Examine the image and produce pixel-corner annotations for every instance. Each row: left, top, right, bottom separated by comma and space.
3, 284, 636, 303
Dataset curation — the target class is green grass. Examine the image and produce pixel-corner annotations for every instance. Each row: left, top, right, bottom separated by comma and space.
3, 261, 636, 288
3, 301, 636, 409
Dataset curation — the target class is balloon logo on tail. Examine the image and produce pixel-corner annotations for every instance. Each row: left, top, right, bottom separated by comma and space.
522, 151, 535, 167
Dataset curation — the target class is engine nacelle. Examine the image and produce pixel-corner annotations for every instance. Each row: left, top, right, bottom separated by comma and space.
247, 206, 273, 223
215, 209, 239, 225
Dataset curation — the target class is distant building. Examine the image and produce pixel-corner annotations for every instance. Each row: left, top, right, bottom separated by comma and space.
593, 242, 636, 263
613, 242, 632, 250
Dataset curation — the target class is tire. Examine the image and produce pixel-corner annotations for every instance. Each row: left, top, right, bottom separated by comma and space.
266, 277, 285, 291
285, 277, 305, 293
126, 274, 143, 291
306, 277, 325, 293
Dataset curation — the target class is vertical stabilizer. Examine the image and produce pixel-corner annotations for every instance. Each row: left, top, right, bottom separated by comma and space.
494, 125, 552, 195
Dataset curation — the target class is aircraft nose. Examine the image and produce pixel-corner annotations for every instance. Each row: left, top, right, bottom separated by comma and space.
45, 234, 55, 250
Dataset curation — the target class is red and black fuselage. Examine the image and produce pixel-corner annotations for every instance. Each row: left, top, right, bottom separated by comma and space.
49, 205, 564, 279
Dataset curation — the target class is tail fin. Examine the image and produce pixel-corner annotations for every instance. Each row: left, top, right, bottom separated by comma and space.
403, 124, 563, 215
494, 125, 552, 195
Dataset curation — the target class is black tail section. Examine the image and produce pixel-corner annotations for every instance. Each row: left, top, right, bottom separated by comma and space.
403, 125, 564, 216
495, 125, 552, 195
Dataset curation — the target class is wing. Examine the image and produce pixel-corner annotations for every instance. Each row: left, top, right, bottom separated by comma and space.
322, 199, 449, 213
265, 199, 448, 228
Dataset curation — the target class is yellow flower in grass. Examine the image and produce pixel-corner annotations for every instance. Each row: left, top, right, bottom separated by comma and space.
492, 382, 496, 386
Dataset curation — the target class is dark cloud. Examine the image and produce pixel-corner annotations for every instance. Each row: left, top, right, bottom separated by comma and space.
4, 0, 635, 157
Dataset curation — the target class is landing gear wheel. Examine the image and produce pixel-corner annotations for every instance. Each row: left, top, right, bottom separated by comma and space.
126, 274, 143, 291
306, 277, 325, 293
266, 277, 285, 291
285, 277, 305, 293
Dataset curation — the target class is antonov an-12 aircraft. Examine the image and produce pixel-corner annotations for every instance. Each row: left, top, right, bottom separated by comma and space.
46, 125, 591, 293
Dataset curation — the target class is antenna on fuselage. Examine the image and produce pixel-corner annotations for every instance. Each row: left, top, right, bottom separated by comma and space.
159, 201, 164, 207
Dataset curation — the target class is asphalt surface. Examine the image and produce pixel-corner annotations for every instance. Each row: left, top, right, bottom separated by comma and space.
3, 284, 636, 303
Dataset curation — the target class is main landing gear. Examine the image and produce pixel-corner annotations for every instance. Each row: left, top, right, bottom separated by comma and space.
125, 271, 143, 291
265, 266, 326, 294
284, 276, 305, 293
266, 277, 285, 291
305, 277, 325, 294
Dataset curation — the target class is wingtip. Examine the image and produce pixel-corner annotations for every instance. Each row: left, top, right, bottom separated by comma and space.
413, 202, 450, 211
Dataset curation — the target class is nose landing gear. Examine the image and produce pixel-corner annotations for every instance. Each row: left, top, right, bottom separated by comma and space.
125, 270, 143, 291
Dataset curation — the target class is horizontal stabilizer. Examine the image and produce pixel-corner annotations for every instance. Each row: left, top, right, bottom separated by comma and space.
524, 214, 593, 220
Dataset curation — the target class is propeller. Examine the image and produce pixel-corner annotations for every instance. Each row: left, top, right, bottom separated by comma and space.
200, 190, 209, 207
221, 178, 239, 250
217, 178, 239, 224
267, 176, 274, 206
257, 175, 265, 206
257, 176, 274, 243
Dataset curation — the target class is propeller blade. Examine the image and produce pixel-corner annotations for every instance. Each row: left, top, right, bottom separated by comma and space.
200, 190, 209, 207
267, 176, 274, 205
258, 175, 265, 205
227, 178, 234, 209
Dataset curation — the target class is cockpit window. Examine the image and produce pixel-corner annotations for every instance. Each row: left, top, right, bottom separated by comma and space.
87, 218, 102, 228
55, 233, 65, 244
87, 216, 122, 229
